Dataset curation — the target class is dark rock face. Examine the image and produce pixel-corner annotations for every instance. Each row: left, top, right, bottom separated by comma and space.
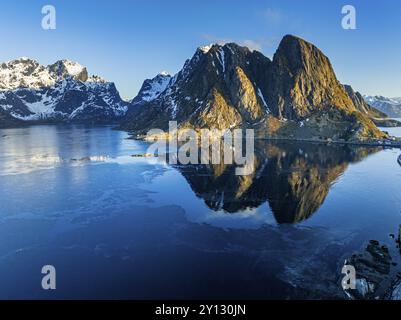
124, 35, 387, 142
344, 85, 380, 116
0, 58, 129, 126
267, 35, 354, 120
0, 108, 23, 128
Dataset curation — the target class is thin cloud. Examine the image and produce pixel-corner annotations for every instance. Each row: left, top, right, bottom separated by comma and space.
201, 34, 232, 46
200, 34, 267, 52
263, 8, 282, 24
241, 40, 263, 52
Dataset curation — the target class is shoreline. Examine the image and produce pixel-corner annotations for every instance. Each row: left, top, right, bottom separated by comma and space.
1, 122, 400, 148
257, 136, 401, 148
129, 133, 401, 148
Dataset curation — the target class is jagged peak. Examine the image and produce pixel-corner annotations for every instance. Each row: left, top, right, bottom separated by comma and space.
87, 75, 106, 83
275, 34, 323, 58
277, 34, 318, 50
131, 71, 172, 104
0, 57, 110, 90
1, 57, 41, 69
198, 44, 215, 53
10, 57, 39, 63
197, 42, 251, 55
158, 71, 171, 77
48, 59, 87, 78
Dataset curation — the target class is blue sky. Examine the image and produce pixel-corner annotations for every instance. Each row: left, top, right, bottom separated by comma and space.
0, 0, 400, 99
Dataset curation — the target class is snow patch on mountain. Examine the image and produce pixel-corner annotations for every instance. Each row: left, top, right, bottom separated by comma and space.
257, 88, 269, 111
131, 72, 172, 105
199, 44, 214, 53
217, 48, 226, 73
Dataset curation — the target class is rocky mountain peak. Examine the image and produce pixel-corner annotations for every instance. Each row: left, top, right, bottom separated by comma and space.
274, 34, 325, 71
131, 72, 172, 105
124, 34, 388, 142
159, 71, 170, 77
268, 34, 356, 120
0, 58, 93, 90
48, 59, 88, 82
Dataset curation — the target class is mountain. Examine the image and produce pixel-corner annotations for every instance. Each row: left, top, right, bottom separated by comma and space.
344, 85, 401, 127
123, 35, 388, 142
0, 58, 129, 125
130, 72, 171, 106
363, 95, 401, 118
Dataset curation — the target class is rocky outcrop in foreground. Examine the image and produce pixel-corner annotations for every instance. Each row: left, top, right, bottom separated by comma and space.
344, 229, 401, 300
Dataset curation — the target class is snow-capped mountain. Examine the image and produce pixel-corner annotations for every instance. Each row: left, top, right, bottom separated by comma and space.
130, 72, 171, 105
122, 35, 388, 142
363, 95, 401, 118
0, 58, 89, 90
0, 58, 129, 124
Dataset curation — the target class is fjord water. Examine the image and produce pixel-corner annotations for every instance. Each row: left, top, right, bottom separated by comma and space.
0, 125, 400, 299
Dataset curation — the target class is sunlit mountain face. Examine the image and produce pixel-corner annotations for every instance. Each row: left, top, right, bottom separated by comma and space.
170, 141, 381, 224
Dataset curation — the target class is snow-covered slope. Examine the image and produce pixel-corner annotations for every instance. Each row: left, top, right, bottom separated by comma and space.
363, 95, 401, 118
0, 58, 128, 124
130, 72, 171, 105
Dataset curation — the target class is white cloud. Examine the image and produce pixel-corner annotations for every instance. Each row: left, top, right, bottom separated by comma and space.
200, 34, 264, 52
241, 40, 263, 52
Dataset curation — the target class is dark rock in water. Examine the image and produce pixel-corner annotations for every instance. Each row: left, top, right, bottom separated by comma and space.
344, 230, 401, 300
344, 241, 393, 299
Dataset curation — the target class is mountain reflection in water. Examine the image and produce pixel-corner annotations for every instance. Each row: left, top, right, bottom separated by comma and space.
171, 141, 381, 224
1, 125, 400, 299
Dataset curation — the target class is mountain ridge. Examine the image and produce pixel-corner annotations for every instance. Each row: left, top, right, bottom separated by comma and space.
122, 35, 395, 143
1, 36, 399, 143
0, 58, 128, 124
363, 95, 401, 118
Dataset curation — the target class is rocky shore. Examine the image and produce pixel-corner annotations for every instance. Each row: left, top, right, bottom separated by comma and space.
343, 226, 401, 300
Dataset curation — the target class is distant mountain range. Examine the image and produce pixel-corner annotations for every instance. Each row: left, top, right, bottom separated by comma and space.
1, 35, 400, 142
363, 96, 401, 118
0, 58, 128, 127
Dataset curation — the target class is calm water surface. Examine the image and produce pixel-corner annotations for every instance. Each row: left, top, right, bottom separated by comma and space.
0, 124, 400, 299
